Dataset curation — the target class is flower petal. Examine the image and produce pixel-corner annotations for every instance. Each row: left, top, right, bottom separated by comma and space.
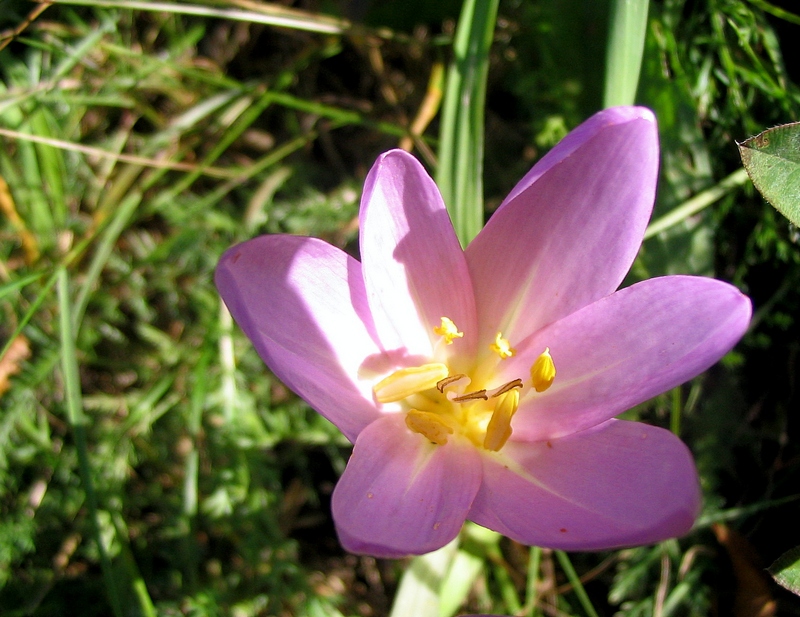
469, 419, 701, 550
215, 235, 382, 442
360, 149, 477, 359
466, 107, 658, 346
332, 414, 482, 558
501, 276, 751, 441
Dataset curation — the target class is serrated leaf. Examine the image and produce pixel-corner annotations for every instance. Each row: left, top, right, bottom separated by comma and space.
769, 545, 800, 596
738, 122, 800, 226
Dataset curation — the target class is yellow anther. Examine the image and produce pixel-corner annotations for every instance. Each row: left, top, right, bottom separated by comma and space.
406, 410, 454, 445
490, 332, 515, 359
483, 388, 520, 451
373, 363, 449, 403
530, 347, 556, 392
434, 316, 464, 344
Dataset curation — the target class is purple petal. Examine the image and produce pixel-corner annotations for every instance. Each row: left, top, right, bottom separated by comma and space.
332, 414, 482, 558
215, 235, 382, 442
469, 419, 701, 550
500, 276, 751, 441
359, 150, 477, 359
465, 107, 658, 347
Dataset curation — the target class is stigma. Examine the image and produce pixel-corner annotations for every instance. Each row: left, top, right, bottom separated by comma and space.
434, 316, 464, 344
490, 332, 515, 359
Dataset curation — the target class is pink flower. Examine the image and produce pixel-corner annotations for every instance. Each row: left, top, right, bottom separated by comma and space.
216, 107, 751, 558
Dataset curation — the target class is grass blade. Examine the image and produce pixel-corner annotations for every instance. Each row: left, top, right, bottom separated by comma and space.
555, 550, 600, 617
437, 0, 499, 246
604, 0, 650, 107
57, 267, 125, 617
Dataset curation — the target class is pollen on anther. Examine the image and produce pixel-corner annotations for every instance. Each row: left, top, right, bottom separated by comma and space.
530, 347, 556, 392
373, 363, 449, 403
483, 388, 520, 451
490, 332, 515, 359
405, 410, 453, 445
434, 316, 463, 345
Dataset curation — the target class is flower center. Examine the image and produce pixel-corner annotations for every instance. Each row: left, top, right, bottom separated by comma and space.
372, 317, 556, 452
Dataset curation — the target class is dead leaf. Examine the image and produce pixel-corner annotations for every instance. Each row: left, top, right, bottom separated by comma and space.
713, 522, 777, 617
0, 334, 31, 397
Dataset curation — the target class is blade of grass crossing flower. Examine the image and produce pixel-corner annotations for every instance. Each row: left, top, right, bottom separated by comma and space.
57, 268, 125, 617
603, 0, 650, 107
555, 550, 600, 617
389, 538, 459, 617
437, 0, 499, 246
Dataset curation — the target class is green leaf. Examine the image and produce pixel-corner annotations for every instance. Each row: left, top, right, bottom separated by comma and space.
389, 538, 459, 617
738, 122, 800, 226
769, 545, 800, 596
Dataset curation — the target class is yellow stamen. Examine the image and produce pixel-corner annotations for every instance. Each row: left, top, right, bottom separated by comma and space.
406, 410, 454, 445
490, 332, 515, 359
530, 347, 556, 392
483, 389, 520, 451
434, 316, 464, 344
373, 363, 449, 403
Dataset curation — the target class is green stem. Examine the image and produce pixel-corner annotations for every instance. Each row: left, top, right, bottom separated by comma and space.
670, 386, 682, 436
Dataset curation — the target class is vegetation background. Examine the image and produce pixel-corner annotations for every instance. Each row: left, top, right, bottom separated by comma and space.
0, 0, 799, 615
